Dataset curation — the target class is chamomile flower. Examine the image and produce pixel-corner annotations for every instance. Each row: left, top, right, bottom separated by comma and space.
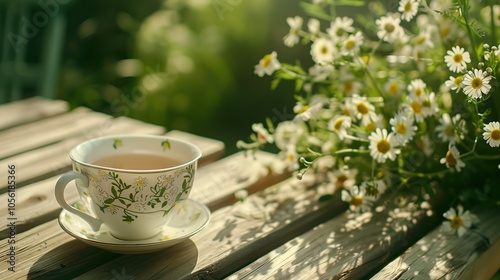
407, 79, 427, 100
309, 64, 334, 81
483, 121, 500, 147
412, 29, 434, 53
327, 16, 355, 43
436, 114, 466, 144
311, 37, 336, 64
252, 123, 273, 144
283, 145, 299, 171
254, 51, 281, 77
399, 0, 419, 22
360, 179, 387, 199
341, 31, 363, 56
274, 121, 305, 150
385, 78, 404, 96
439, 145, 465, 172
376, 14, 405, 43
350, 95, 378, 126
307, 18, 321, 40
369, 128, 400, 163
462, 68, 493, 100
444, 46, 471, 73
389, 112, 417, 145
283, 16, 303, 47
339, 79, 362, 96
444, 75, 464, 92
329, 168, 358, 190
328, 115, 352, 140
341, 185, 373, 213
442, 205, 473, 237
420, 92, 438, 117
404, 97, 425, 123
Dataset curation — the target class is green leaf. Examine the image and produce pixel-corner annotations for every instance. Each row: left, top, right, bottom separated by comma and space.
161, 139, 171, 151
319, 194, 335, 202
119, 199, 126, 205
271, 78, 282, 90
295, 79, 305, 92
111, 187, 118, 197
129, 193, 134, 200
104, 198, 114, 205
161, 201, 168, 208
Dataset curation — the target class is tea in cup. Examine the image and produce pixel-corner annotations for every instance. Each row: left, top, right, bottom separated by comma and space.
55, 134, 202, 240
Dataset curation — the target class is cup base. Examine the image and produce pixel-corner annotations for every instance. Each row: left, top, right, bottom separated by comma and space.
109, 230, 162, 241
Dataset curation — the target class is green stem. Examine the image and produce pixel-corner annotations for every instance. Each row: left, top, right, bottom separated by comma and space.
333, 148, 370, 155
461, 0, 479, 61
398, 168, 451, 178
489, 0, 497, 46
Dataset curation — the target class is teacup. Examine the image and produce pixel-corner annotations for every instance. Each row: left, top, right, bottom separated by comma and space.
55, 134, 202, 240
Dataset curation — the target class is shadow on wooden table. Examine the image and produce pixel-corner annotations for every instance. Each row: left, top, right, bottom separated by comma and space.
27, 239, 199, 279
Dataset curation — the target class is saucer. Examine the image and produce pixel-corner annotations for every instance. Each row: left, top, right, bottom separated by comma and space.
58, 199, 210, 254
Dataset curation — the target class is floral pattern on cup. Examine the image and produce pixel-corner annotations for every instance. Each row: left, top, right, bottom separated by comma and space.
81, 163, 195, 224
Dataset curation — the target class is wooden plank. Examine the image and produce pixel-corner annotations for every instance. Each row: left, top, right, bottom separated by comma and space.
0, 97, 68, 130
0, 116, 165, 194
372, 207, 500, 280
226, 192, 450, 280
0, 127, 225, 237
0, 151, 287, 279
0, 108, 111, 159
74, 176, 347, 279
165, 130, 225, 167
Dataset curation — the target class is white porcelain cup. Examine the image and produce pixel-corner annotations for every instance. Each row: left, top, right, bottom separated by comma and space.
55, 134, 202, 240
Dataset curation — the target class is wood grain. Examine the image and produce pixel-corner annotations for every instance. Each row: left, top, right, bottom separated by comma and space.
226, 192, 450, 280
75, 177, 346, 279
0, 116, 165, 194
372, 206, 500, 280
0, 152, 285, 279
0, 126, 225, 238
0, 108, 111, 159
0, 97, 68, 130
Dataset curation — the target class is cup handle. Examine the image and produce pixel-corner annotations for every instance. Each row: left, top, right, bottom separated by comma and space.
55, 171, 103, 231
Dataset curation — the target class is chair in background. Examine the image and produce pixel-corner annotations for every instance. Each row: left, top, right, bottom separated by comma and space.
0, 0, 71, 104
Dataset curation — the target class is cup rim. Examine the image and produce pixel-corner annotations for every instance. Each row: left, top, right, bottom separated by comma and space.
69, 134, 202, 174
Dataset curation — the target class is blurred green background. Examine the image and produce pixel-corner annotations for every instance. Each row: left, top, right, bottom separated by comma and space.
56, 0, 306, 155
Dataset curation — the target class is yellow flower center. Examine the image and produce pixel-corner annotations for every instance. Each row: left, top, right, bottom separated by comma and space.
342, 107, 351, 116
389, 83, 399, 95
404, 2, 412, 12
396, 123, 407, 135
471, 77, 483, 89
440, 26, 450, 37
377, 139, 391, 154
336, 174, 347, 188
345, 39, 356, 50
454, 76, 464, 87
356, 102, 369, 115
288, 153, 295, 161
137, 180, 144, 187
262, 54, 272, 67
384, 23, 395, 33
414, 88, 423, 97
450, 216, 463, 229
334, 118, 344, 131
445, 151, 457, 166
351, 196, 363, 206
336, 28, 344, 37
491, 129, 500, 141
411, 101, 422, 113
366, 122, 376, 133
415, 36, 425, 46
298, 105, 310, 114
453, 53, 463, 63
445, 125, 455, 137
344, 83, 354, 94
321, 46, 328, 54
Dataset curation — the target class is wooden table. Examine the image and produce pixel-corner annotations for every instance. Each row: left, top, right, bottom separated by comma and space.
1, 97, 499, 279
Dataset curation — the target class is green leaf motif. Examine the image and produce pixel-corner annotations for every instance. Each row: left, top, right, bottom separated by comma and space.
113, 139, 123, 149
161, 140, 171, 151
